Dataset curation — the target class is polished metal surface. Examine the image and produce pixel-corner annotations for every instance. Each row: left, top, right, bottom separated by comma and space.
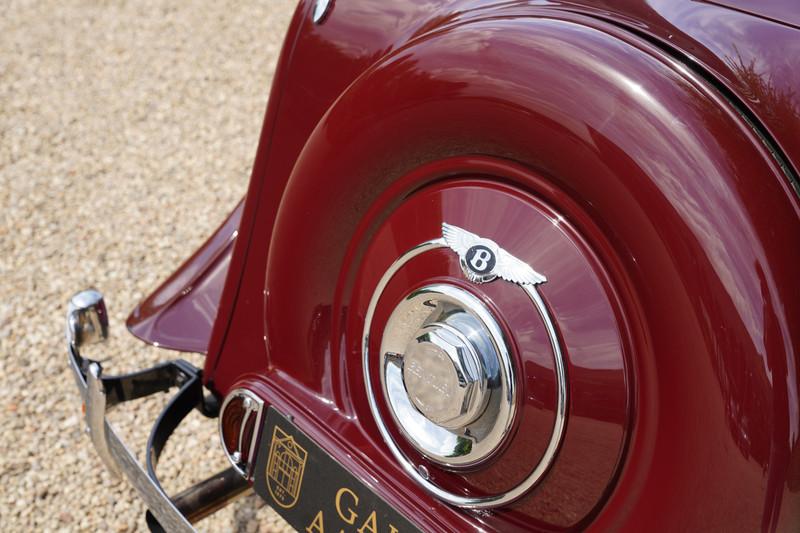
67, 289, 109, 348
66, 290, 119, 476
363, 232, 568, 508
442, 223, 547, 286
380, 284, 512, 466
65, 289, 197, 532
402, 323, 486, 429
85, 362, 122, 477
218, 388, 265, 478
312, 0, 332, 23
106, 413, 196, 533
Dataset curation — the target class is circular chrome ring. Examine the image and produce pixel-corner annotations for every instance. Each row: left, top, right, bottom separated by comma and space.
362, 239, 568, 509
380, 283, 515, 467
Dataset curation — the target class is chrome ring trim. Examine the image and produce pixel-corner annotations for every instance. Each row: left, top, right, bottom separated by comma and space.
218, 388, 265, 479
380, 283, 516, 467
362, 239, 568, 509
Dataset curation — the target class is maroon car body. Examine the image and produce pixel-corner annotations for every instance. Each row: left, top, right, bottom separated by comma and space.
75, 0, 800, 531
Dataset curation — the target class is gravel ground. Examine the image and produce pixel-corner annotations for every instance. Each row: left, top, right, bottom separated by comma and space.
0, 1, 297, 531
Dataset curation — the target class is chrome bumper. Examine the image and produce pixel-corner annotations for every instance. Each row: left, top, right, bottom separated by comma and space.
66, 290, 247, 532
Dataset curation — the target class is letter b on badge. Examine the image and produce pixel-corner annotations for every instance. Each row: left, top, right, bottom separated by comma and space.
466, 245, 496, 274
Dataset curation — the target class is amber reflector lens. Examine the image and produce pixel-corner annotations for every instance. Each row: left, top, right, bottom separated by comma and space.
220, 394, 259, 469
221, 397, 244, 457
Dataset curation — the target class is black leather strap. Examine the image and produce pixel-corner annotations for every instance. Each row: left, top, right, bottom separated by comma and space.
101, 362, 184, 407
141, 361, 205, 532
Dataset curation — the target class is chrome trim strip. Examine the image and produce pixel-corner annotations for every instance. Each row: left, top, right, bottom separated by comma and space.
362, 239, 568, 509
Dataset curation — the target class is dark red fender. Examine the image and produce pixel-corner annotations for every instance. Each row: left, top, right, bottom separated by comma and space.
127, 201, 243, 353
561, 0, 800, 176
206, 10, 800, 533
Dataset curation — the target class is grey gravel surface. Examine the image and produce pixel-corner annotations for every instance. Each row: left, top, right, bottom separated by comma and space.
0, 1, 297, 531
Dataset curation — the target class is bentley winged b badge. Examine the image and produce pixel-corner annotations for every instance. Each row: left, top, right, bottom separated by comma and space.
442, 223, 547, 286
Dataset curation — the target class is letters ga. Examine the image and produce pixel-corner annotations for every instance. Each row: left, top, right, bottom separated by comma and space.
305, 487, 400, 533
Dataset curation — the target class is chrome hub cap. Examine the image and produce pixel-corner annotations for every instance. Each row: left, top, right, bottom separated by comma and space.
363, 221, 569, 508
357, 171, 633, 515
380, 284, 514, 466
403, 323, 486, 429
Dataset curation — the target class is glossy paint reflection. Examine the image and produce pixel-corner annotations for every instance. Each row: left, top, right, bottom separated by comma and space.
574, 0, 800, 183
127, 201, 243, 353
197, 2, 800, 530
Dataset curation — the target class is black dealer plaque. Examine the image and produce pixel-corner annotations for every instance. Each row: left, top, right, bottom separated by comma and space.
252, 407, 420, 533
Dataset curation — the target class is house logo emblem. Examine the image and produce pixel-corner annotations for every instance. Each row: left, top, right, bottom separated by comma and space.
266, 425, 308, 508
